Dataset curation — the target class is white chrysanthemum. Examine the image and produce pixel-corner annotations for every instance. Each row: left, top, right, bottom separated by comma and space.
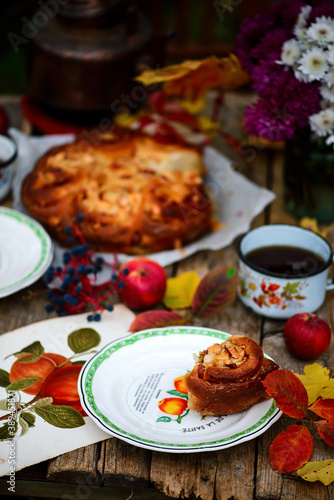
325, 69, 334, 87
320, 84, 334, 103
299, 47, 328, 80
309, 109, 334, 136
326, 134, 334, 145
296, 5, 312, 29
294, 26, 308, 41
281, 39, 300, 66
306, 17, 334, 44
294, 68, 311, 82
327, 47, 334, 65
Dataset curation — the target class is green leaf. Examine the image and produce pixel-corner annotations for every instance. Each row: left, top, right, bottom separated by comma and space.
167, 390, 188, 400
0, 423, 12, 441
9, 341, 44, 359
0, 399, 8, 411
0, 369, 10, 388
156, 416, 172, 423
68, 328, 101, 353
0, 421, 18, 441
283, 282, 300, 296
19, 416, 30, 437
192, 267, 238, 319
32, 397, 53, 408
35, 405, 85, 428
6, 377, 40, 392
21, 411, 36, 427
16, 354, 41, 364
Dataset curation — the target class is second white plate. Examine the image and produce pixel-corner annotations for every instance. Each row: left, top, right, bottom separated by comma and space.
79, 326, 282, 453
0, 207, 53, 297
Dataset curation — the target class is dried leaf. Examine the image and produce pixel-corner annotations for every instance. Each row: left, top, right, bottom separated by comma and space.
316, 421, 334, 447
129, 310, 187, 333
295, 363, 332, 404
309, 399, 334, 422
297, 459, 334, 485
163, 271, 201, 309
192, 267, 237, 319
263, 370, 309, 418
135, 55, 250, 100
269, 424, 313, 473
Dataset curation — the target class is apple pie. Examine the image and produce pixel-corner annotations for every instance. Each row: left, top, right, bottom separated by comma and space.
21, 131, 213, 254
184, 336, 278, 416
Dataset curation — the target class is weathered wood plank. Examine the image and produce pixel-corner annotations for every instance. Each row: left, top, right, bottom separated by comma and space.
46, 444, 100, 484
150, 451, 217, 499
98, 438, 151, 488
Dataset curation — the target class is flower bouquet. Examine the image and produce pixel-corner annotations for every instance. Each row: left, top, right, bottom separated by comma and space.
234, 0, 334, 222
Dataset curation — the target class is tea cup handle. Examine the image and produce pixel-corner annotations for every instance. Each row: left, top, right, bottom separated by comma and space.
326, 254, 334, 290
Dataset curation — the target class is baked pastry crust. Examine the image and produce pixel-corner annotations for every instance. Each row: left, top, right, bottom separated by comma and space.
21, 131, 213, 254
184, 335, 278, 416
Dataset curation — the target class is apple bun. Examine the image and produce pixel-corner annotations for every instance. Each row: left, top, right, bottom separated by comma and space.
184, 335, 278, 416
21, 131, 213, 254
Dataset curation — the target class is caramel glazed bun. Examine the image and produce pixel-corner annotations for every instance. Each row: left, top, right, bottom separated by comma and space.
21, 131, 214, 254
184, 336, 278, 416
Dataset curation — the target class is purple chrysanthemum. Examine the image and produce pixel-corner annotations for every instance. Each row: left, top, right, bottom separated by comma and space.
252, 62, 289, 96
251, 28, 290, 65
244, 76, 321, 141
234, 14, 273, 72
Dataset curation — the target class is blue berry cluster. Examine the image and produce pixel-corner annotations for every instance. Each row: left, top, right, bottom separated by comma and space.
43, 215, 124, 321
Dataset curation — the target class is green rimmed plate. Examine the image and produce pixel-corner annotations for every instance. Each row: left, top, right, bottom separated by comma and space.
0, 207, 53, 297
78, 327, 282, 453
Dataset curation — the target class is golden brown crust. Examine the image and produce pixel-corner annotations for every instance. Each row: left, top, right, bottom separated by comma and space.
184, 336, 278, 416
21, 131, 213, 254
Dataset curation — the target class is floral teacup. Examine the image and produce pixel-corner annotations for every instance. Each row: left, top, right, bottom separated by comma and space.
237, 224, 334, 319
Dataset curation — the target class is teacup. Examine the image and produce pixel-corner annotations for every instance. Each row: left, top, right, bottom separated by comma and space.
0, 135, 17, 201
237, 224, 334, 319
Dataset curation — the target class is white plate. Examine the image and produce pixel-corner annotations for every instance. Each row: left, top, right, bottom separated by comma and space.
0, 207, 53, 297
79, 326, 282, 453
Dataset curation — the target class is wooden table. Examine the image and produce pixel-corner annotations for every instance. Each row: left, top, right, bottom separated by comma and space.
0, 95, 333, 500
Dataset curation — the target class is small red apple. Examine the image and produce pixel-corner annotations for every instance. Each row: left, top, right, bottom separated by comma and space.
117, 258, 167, 310
283, 313, 331, 360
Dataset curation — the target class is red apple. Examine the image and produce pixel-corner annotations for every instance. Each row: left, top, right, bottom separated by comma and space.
283, 313, 331, 360
9, 353, 70, 395
117, 258, 167, 310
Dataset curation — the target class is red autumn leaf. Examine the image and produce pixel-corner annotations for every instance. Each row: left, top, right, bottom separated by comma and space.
269, 424, 313, 473
262, 370, 308, 418
309, 399, 334, 422
129, 310, 187, 333
191, 267, 238, 319
316, 421, 334, 447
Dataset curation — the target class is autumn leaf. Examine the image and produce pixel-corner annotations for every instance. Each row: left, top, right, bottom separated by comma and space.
295, 363, 333, 404
129, 310, 187, 333
309, 399, 334, 422
135, 54, 250, 100
297, 459, 334, 485
263, 370, 309, 418
316, 421, 334, 447
192, 267, 238, 319
163, 271, 200, 309
269, 424, 313, 473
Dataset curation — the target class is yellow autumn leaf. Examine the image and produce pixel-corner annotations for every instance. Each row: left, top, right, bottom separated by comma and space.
196, 115, 220, 134
297, 459, 334, 485
295, 363, 331, 405
320, 379, 334, 399
136, 55, 250, 100
179, 97, 206, 115
163, 271, 201, 309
